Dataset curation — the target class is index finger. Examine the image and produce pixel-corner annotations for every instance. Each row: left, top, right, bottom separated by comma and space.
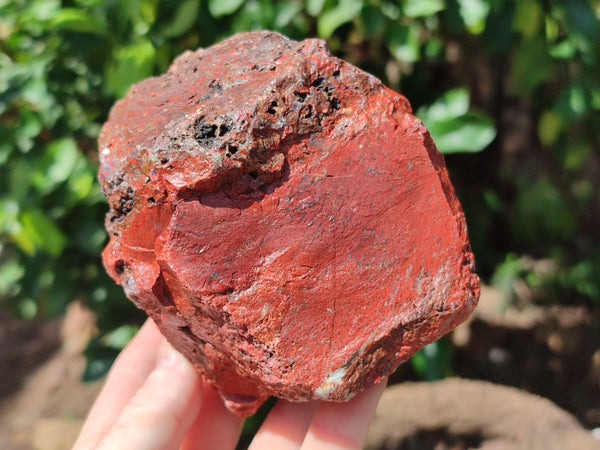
75, 319, 164, 449
301, 379, 387, 450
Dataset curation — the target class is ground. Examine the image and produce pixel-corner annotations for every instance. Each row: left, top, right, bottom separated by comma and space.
0, 286, 599, 449
0, 303, 102, 450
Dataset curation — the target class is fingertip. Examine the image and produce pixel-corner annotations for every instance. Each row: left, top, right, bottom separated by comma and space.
248, 399, 319, 450
302, 379, 388, 450
180, 382, 244, 450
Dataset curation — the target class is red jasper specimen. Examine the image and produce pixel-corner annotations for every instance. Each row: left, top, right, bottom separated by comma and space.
99, 31, 480, 417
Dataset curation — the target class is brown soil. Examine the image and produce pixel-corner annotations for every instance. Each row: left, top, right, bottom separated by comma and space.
452, 285, 600, 430
366, 379, 599, 449
0, 303, 102, 450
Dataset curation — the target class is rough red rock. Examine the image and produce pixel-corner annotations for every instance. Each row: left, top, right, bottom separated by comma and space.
98, 31, 480, 417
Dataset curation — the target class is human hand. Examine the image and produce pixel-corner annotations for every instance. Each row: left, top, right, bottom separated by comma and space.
74, 319, 386, 450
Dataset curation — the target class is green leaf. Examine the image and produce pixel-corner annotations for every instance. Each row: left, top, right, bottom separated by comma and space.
508, 36, 554, 95
563, 0, 600, 53
360, 5, 385, 37
0, 199, 19, 233
230, 0, 270, 33
0, 142, 11, 164
537, 110, 563, 146
32, 138, 78, 192
385, 22, 421, 63
14, 109, 42, 152
139, 0, 159, 33
402, 0, 444, 18
513, 0, 542, 37
456, 0, 490, 34
106, 39, 156, 98
491, 253, 524, 301
17, 298, 38, 320
208, 0, 244, 17
102, 325, 140, 350
118, 0, 158, 35
417, 88, 470, 122
0, 260, 25, 297
18, 210, 67, 257
83, 336, 120, 381
591, 85, 600, 111
307, 0, 326, 17
161, 0, 200, 37
1, 200, 38, 256
563, 141, 592, 170
67, 168, 95, 202
9, 159, 33, 203
565, 260, 600, 301
380, 1, 400, 20
83, 356, 117, 382
11, 227, 36, 256
410, 340, 453, 381
425, 112, 496, 154
275, 2, 303, 29
417, 88, 495, 154
416, 89, 494, 153
17, 0, 61, 24
425, 37, 444, 58
549, 40, 577, 59
545, 15, 560, 43
555, 83, 593, 118
317, 0, 364, 39
18, 109, 42, 141
21, 76, 59, 128
48, 8, 105, 34
567, 83, 587, 114
483, 189, 502, 212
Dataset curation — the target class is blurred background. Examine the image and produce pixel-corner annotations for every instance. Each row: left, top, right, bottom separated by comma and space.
1, 0, 599, 448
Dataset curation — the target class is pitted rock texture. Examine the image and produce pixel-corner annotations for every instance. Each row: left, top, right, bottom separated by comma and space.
99, 31, 480, 417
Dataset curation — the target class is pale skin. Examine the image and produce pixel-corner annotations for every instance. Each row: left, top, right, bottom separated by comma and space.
74, 319, 387, 450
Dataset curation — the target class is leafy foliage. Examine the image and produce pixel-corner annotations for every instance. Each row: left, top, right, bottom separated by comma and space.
411, 338, 454, 381
1, 0, 599, 389
418, 88, 496, 154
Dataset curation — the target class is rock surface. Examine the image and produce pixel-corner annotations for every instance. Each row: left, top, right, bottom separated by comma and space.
98, 31, 480, 416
